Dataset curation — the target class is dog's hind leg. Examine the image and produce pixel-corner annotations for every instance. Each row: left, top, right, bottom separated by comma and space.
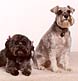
0, 49, 7, 67
63, 50, 71, 71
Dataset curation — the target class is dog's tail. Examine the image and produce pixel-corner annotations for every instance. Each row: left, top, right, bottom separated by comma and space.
0, 49, 7, 67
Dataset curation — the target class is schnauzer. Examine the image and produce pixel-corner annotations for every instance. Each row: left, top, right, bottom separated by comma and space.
33, 6, 75, 72
0, 34, 34, 76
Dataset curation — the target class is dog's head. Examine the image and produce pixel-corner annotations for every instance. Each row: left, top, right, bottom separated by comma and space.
5, 34, 34, 60
51, 5, 75, 28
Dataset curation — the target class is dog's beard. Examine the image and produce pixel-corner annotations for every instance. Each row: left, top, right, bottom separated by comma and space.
10, 46, 27, 57
56, 15, 74, 28
15, 49, 26, 57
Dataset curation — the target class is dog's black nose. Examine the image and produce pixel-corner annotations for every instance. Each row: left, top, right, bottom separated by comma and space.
64, 15, 68, 19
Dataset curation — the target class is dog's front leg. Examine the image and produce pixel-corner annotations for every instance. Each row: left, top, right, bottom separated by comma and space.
6, 59, 19, 76
20, 60, 31, 76
63, 49, 71, 71
49, 49, 60, 72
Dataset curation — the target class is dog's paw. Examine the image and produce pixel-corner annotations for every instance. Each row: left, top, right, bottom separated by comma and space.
64, 68, 72, 72
38, 66, 46, 70
10, 70, 19, 76
6, 67, 19, 76
22, 70, 31, 76
51, 67, 62, 73
52, 69, 62, 73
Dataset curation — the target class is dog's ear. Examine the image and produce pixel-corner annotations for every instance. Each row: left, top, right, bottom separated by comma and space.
67, 5, 75, 13
31, 41, 34, 51
50, 6, 59, 14
31, 46, 34, 51
5, 36, 11, 48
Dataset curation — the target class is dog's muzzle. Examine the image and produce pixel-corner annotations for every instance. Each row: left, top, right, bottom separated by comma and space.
56, 14, 74, 28
15, 48, 27, 57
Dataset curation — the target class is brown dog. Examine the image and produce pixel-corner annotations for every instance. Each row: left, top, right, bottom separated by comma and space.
0, 34, 34, 76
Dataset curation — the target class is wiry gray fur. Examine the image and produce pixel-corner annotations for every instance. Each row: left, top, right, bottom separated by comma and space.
33, 5, 75, 72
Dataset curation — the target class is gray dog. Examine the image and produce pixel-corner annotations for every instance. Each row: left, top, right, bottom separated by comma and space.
33, 6, 75, 72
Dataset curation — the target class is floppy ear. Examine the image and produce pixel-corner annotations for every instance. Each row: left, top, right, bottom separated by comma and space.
31, 46, 34, 51
31, 41, 34, 51
5, 36, 11, 48
50, 6, 59, 14
67, 5, 75, 13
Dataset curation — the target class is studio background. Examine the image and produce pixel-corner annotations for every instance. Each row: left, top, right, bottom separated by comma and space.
0, 0, 78, 52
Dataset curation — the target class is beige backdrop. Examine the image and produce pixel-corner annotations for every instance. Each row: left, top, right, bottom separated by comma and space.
0, 0, 77, 52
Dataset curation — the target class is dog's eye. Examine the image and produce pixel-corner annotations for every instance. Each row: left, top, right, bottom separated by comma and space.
57, 10, 62, 15
22, 41, 26, 45
15, 42, 19, 45
67, 10, 71, 14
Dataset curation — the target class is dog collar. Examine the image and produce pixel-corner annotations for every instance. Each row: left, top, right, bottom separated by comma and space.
54, 21, 68, 37
58, 26, 68, 37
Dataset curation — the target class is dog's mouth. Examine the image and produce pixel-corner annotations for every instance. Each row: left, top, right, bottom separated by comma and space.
56, 15, 74, 28
17, 50, 23, 55
15, 49, 27, 57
